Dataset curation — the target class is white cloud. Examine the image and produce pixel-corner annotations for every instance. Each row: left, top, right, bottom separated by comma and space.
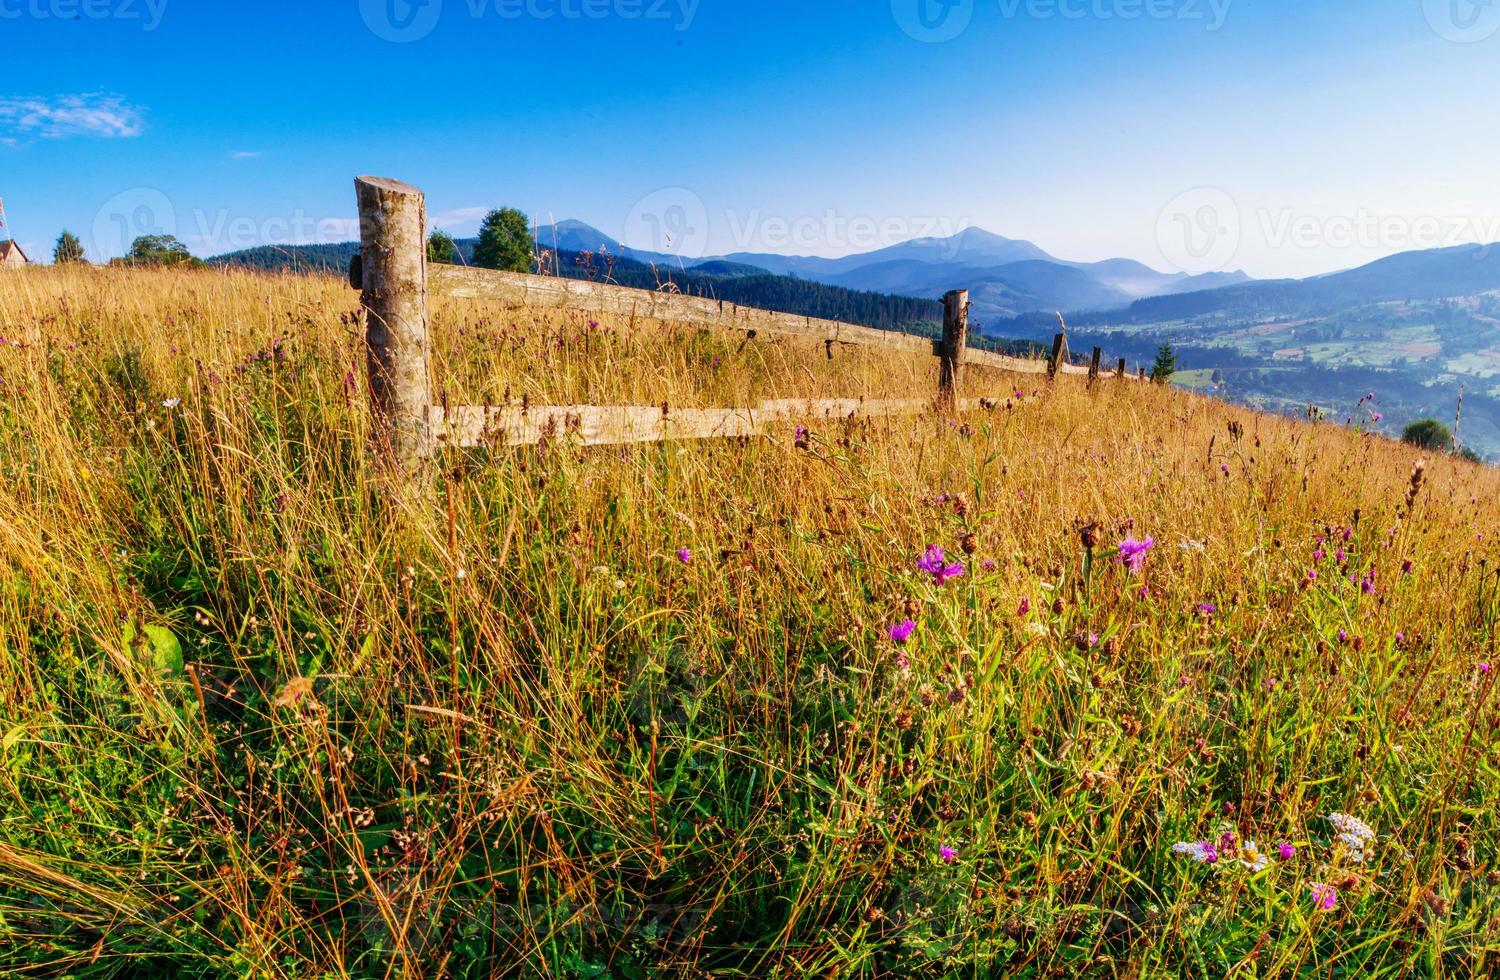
430, 206, 490, 231
0, 95, 144, 140
229, 150, 261, 160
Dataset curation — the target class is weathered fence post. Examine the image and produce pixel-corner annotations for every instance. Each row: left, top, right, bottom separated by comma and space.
1048, 332, 1069, 378
1118, 357, 1127, 378
354, 176, 432, 469
1088, 347, 1102, 383
939, 289, 969, 411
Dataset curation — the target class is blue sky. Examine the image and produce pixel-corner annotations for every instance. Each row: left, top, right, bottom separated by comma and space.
1, 0, 1498, 278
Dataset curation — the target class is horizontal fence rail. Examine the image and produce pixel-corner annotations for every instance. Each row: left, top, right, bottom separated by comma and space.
350, 175, 1138, 471
432, 396, 1008, 449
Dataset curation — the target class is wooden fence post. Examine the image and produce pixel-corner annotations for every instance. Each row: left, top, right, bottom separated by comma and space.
939, 289, 969, 410
1048, 332, 1069, 378
1088, 347, 1102, 383
355, 176, 432, 469
1118, 357, 1127, 378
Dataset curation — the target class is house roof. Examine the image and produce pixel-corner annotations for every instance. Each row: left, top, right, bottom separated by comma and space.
0, 240, 28, 262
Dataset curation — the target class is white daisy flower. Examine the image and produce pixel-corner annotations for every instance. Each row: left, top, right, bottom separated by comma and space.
1237, 841, 1271, 872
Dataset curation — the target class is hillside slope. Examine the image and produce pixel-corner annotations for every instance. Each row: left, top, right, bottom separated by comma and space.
210, 242, 947, 335
1, 265, 1497, 976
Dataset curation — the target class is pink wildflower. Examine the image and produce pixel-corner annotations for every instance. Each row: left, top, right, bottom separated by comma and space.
1117, 536, 1154, 575
1310, 883, 1338, 911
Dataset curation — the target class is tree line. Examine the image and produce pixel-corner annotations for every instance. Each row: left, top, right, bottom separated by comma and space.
47, 230, 203, 268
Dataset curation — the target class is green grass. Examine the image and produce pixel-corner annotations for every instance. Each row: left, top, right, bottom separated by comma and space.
3, 266, 1500, 976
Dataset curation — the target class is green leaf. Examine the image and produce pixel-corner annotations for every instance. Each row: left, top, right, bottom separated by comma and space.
142, 625, 184, 676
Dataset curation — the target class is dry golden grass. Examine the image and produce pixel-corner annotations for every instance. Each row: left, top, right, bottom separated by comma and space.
2, 264, 1499, 977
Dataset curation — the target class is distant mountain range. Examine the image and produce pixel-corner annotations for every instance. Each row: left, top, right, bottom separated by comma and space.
983, 241, 1500, 336
533, 220, 1252, 323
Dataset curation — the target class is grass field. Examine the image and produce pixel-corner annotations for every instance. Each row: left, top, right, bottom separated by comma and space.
3, 265, 1500, 977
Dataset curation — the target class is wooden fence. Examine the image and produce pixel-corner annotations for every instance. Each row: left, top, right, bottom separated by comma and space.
350, 176, 1139, 467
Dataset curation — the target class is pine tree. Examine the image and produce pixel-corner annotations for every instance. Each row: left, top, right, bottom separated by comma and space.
53, 230, 86, 264
472, 208, 534, 273
1150, 343, 1177, 383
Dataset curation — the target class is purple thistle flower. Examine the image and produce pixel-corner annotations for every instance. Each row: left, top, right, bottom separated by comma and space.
1278, 842, 1296, 861
940, 845, 958, 864
1017, 597, 1031, 616
1198, 603, 1218, 616
1336, 549, 1347, 565
1338, 629, 1349, 643
887, 619, 917, 647
676, 548, 693, 565
918, 546, 966, 586
1313, 549, 1325, 561
1481, 662, 1493, 675
1310, 882, 1339, 911
1117, 536, 1155, 575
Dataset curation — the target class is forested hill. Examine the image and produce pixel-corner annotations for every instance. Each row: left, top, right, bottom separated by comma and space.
209, 240, 945, 335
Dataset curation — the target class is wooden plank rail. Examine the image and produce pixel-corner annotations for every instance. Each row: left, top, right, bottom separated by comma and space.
350, 176, 1139, 469
431, 396, 1005, 449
